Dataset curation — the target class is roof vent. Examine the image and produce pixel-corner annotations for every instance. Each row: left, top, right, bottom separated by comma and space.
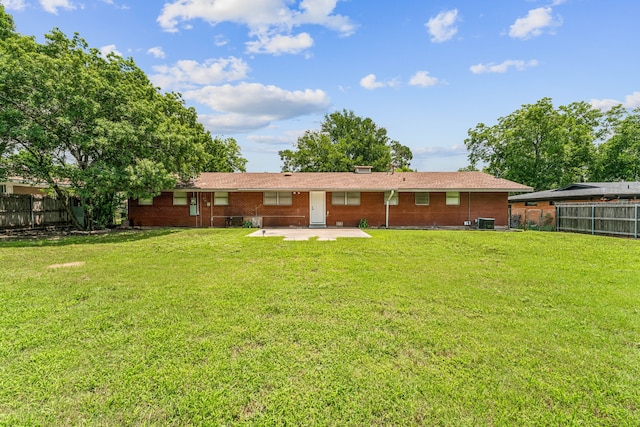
283, 172, 293, 177
354, 166, 372, 174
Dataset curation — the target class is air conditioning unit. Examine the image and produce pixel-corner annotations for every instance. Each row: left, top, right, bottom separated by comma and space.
477, 218, 495, 230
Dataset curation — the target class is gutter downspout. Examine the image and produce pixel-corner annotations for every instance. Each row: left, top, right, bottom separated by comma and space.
385, 190, 395, 229
468, 191, 471, 226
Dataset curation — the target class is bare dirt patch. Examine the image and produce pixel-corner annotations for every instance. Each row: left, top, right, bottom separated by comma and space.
47, 261, 85, 269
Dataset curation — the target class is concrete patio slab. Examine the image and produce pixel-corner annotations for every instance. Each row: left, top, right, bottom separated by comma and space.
247, 228, 371, 241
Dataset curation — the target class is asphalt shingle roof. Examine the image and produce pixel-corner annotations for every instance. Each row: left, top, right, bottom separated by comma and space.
179, 171, 532, 192
509, 182, 640, 202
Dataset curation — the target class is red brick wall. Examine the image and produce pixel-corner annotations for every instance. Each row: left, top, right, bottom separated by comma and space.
128, 191, 198, 227
509, 201, 556, 226
128, 191, 310, 227
129, 191, 509, 227
197, 191, 309, 228
331, 191, 510, 227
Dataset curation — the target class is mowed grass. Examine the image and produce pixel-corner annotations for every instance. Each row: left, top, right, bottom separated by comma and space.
1, 229, 639, 426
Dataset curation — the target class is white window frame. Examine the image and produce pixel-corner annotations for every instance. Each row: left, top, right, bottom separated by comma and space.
446, 192, 460, 206
138, 197, 153, 206
331, 192, 361, 206
0, 184, 6, 194
415, 192, 430, 206
173, 191, 188, 206
384, 191, 399, 206
263, 192, 292, 206
214, 191, 229, 206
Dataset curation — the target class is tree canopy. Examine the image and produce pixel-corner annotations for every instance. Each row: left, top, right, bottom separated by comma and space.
464, 98, 635, 191
0, 6, 246, 229
279, 109, 412, 172
202, 136, 247, 173
593, 108, 640, 182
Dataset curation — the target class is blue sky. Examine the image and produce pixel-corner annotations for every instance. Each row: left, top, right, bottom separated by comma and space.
3, 0, 640, 172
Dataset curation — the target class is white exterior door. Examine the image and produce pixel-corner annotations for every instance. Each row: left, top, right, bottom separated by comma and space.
309, 191, 326, 227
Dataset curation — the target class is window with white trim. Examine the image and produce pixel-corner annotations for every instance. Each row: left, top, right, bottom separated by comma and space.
138, 197, 153, 206
331, 192, 360, 206
173, 191, 188, 206
415, 192, 430, 205
214, 192, 229, 206
0, 184, 6, 194
383, 191, 399, 205
446, 192, 460, 206
264, 192, 292, 206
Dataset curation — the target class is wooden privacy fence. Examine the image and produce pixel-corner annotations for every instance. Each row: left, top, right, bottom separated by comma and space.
0, 194, 71, 229
556, 202, 640, 238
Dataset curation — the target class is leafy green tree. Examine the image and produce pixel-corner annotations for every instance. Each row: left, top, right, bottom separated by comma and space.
279, 109, 412, 172
465, 98, 610, 191
390, 140, 414, 171
594, 108, 640, 181
203, 136, 247, 172
556, 101, 618, 185
0, 6, 18, 179
0, 6, 244, 229
280, 130, 347, 172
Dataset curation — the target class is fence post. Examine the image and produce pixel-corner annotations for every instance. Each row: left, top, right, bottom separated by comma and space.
591, 204, 595, 235
30, 195, 35, 228
635, 204, 638, 239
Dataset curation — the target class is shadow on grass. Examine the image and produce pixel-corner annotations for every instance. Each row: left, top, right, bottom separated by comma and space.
0, 228, 179, 248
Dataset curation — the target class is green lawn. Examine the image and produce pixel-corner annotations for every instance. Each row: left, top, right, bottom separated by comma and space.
1, 229, 639, 426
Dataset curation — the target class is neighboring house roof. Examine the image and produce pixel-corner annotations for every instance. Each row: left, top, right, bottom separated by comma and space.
509, 182, 640, 202
3, 176, 49, 187
178, 171, 532, 193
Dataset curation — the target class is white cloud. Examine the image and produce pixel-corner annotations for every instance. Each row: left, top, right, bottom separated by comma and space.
185, 83, 330, 116
39, 0, 74, 14
413, 144, 467, 159
359, 74, 399, 90
470, 59, 538, 74
360, 74, 384, 90
409, 71, 439, 87
0, 0, 27, 10
590, 92, 640, 111
509, 7, 561, 40
199, 113, 277, 133
214, 35, 228, 47
294, 0, 355, 34
623, 92, 640, 108
183, 83, 330, 132
147, 46, 166, 59
246, 32, 314, 55
157, 0, 356, 55
99, 44, 122, 57
425, 9, 459, 43
248, 131, 305, 146
151, 57, 249, 91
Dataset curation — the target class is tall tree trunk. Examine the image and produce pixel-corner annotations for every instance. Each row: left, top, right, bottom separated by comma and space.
51, 184, 85, 230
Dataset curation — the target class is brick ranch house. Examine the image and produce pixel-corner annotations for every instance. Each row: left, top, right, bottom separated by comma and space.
128, 168, 532, 229
509, 182, 640, 228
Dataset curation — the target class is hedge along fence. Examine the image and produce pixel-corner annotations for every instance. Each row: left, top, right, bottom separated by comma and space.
0, 194, 71, 229
556, 202, 640, 238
